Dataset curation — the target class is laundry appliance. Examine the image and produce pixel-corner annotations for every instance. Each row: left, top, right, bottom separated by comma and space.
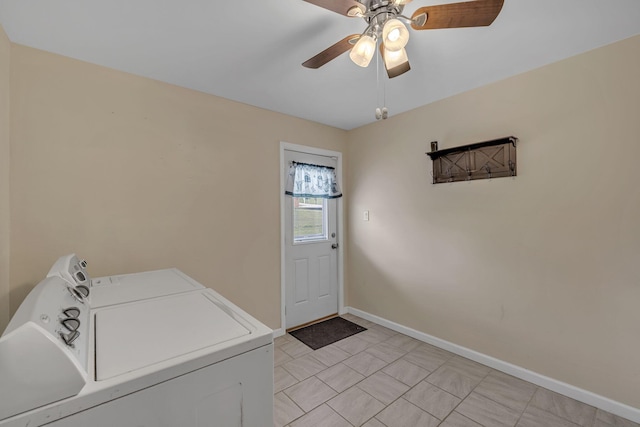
0, 254, 274, 426
46, 253, 206, 307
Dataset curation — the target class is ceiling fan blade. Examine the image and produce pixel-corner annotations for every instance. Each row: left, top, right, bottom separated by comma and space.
303, 0, 366, 17
410, 0, 504, 30
302, 34, 360, 69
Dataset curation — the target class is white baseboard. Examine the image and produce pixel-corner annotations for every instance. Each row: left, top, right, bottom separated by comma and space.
346, 307, 640, 424
272, 328, 285, 338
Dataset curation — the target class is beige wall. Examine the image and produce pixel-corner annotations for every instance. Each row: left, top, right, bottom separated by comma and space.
347, 35, 640, 408
0, 25, 10, 333
9, 44, 347, 329
5, 23, 640, 411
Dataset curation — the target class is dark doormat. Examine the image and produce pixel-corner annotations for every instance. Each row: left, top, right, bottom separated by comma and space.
289, 317, 367, 350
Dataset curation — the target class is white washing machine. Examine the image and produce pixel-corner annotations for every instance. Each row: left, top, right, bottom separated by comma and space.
0, 255, 274, 426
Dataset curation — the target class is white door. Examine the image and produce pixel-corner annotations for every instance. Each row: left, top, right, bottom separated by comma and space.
284, 150, 339, 329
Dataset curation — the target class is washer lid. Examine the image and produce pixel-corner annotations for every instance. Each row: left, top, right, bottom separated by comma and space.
94, 291, 250, 380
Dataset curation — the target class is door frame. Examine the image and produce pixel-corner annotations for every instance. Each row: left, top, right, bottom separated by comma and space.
279, 141, 345, 336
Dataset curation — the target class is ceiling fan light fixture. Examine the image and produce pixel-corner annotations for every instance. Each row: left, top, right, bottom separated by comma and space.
382, 18, 410, 51
381, 46, 410, 78
349, 34, 376, 67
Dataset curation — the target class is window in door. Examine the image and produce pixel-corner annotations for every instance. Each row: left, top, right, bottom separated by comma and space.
293, 197, 328, 243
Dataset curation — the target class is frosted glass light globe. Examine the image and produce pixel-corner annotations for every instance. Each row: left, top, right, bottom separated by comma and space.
382, 18, 409, 51
349, 35, 376, 67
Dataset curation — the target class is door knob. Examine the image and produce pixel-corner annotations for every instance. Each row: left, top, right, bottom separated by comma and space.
331, 243, 339, 249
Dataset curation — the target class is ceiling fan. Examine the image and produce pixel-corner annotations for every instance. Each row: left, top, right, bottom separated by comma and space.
302, 0, 505, 78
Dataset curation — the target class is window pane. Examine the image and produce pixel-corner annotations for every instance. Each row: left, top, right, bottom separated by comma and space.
293, 197, 327, 242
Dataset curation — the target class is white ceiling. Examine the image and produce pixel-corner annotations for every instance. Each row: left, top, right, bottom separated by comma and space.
1, 0, 640, 130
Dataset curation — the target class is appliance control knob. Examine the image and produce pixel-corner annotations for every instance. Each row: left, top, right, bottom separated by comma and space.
79, 259, 88, 269
67, 286, 87, 303
63, 307, 81, 318
74, 270, 87, 283
61, 317, 80, 332
75, 285, 90, 298
60, 330, 80, 346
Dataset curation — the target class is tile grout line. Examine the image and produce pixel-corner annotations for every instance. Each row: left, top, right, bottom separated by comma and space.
277, 352, 325, 426
518, 387, 596, 427
279, 336, 390, 426
433, 364, 494, 426
339, 334, 452, 426
512, 385, 541, 427
352, 383, 395, 427
352, 349, 453, 426
282, 333, 438, 425
332, 333, 413, 426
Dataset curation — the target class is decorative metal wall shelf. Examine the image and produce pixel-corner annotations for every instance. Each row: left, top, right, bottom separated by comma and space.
426, 136, 518, 184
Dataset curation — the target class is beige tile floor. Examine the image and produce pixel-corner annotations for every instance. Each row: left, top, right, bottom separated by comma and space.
274, 314, 639, 427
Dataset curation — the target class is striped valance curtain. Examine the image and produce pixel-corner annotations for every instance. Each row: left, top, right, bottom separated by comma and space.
285, 161, 342, 199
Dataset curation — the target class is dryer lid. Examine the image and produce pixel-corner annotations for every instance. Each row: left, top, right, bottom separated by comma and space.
90, 269, 203, 308
94, 291, 250, 380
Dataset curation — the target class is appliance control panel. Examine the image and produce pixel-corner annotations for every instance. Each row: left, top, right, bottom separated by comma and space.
47, 253, 92, 300
2, 275, 91, 373
0, 275, 89, 421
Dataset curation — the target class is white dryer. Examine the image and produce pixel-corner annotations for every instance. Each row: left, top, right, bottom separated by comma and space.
0, 255, 274, 426
47, 253, 206, 307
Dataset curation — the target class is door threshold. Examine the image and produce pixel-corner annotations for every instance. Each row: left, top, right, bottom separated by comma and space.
286, 313, 339, 333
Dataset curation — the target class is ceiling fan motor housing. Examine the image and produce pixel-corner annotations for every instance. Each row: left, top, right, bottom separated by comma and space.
361, 0, 404, 26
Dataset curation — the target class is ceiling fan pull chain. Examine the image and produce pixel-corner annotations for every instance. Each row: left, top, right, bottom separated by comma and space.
373, 38, 388, 121
382, 57, 388, 120
375, 38, 382, 120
